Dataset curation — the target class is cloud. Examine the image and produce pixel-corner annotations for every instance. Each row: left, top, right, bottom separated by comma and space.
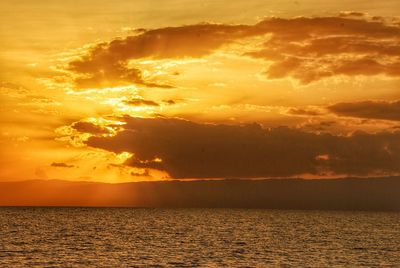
67, 23, 250, 89
163, 99, 177, 105
122, 98, 178, 107
339, 11, 366, 17
72, 121, 110, 135
66, 15, 400, 88
131, 169, 150, 177
72, 23, 250, 61
288, 107, 326, 116
123, 98, 160, 107
247, 16, 400, 83
51, 162, 75, 168
83, 116, 400, 179
328, 100, 400, 121
68, 61, 146, 89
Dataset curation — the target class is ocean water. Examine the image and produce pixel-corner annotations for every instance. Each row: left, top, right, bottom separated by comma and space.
0, 208, 399, 267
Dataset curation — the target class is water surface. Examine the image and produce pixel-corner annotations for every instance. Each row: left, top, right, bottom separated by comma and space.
0, 208, 399, 267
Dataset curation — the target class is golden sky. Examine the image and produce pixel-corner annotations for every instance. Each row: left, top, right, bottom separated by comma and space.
1, 0, 400, 182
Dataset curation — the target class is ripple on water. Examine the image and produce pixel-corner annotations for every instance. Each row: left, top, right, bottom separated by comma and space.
0, 208, 399, 267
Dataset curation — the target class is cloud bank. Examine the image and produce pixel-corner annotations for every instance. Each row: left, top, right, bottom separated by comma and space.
82, 116, 400, 179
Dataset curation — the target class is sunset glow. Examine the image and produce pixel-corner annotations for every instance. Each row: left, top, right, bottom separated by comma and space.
1, 2, 400, 267
1, 0, 400, 183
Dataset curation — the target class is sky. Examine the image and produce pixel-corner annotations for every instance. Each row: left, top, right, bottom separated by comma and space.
1, 0, 400, 183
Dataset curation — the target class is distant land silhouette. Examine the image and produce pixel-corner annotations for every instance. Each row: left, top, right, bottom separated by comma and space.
1, 177, 399, 211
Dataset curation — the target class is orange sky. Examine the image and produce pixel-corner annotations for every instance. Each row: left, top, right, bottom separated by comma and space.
1, 0, 400, 182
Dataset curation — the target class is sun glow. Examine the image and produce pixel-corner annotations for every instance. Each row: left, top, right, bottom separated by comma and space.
1, 0, 400, 183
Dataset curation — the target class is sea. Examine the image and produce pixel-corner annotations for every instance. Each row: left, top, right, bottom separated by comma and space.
0, 208, 399, 267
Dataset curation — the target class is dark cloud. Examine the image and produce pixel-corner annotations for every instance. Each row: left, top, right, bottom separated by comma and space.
329, 100, 400, 121
288, 107, 326, 116
131, 169, 150, 177
72, 121, 110, 135
300, 120, 339, 133
84, 116, 400, 179
124, 98, 160, 107
51, 162, 75, 168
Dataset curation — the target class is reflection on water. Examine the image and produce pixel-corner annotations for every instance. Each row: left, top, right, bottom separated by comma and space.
0, 208, 399, 267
